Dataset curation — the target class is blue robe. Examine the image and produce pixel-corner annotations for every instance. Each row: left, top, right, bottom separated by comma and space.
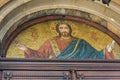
57, 39, 105, 59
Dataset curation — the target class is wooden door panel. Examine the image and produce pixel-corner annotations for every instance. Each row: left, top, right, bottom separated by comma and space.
2, 71, 70, 80
77, 71, 120, 80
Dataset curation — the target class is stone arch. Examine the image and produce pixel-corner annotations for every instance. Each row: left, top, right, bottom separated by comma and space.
0, 0, 120, 57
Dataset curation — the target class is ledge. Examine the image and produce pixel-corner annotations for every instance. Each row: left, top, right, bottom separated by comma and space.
0, 58, 120, 71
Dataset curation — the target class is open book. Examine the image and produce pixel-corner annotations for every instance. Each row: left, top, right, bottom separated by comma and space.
107, 40, 115, 53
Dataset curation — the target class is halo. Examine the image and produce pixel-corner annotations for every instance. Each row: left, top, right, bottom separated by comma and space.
49, 20, 78, 36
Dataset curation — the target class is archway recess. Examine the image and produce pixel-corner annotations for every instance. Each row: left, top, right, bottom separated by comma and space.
0, 0, 120, 57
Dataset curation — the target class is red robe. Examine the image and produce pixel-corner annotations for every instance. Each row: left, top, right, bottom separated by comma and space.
24, 37, 114, 59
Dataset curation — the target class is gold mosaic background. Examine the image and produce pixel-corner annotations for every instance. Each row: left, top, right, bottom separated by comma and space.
6, 20, 120, 59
